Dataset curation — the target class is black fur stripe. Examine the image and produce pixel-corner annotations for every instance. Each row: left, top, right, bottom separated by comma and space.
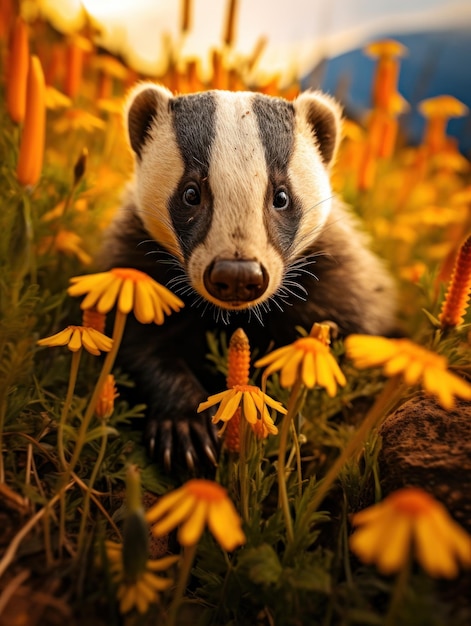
252, 94, 303, 258
168, 92, 217, 260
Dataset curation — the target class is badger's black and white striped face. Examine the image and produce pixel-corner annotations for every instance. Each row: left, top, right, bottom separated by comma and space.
126, 84, 341, 311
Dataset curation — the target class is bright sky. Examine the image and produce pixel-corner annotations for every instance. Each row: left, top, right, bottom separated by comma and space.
39, 0, 471, 79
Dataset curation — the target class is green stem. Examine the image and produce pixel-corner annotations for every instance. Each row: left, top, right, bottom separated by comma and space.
277, 379, 303, 546
385, 556, 411, 626
0, 392, 7, 483
290, 420, 303, 499
58, 349, 82, 554
58, 350, 82, 470
308, 376, 405, 515
238, 415, 249, 523
77, 421, 109, 554
167, 543, 197, 626
64, 310, 127, 481
22, 192, 36, 285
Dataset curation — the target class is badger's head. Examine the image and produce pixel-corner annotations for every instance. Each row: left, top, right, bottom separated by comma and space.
126, 84, 342, 311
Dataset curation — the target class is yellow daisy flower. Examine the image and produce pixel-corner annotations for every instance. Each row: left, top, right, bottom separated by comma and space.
37, 325, 113, 356
105, 541, 178, 614
197, 384, 286, 435
146, 479, 246, 551
345, 335, 471, 409
350, 487, 471, 578
67, 268, 184, 324
254, 323, 346, 396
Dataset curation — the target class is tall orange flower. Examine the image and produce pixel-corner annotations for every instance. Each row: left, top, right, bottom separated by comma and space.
6, 16, 29, 123
225, 328, 251, 452
418, 95, 468, 154
439, 235, 471, 328
364, 39, 406, 112
64, 35, 92, 99
16, 55, 46, 187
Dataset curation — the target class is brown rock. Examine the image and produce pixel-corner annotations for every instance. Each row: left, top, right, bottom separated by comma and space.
377, 392, 471, 532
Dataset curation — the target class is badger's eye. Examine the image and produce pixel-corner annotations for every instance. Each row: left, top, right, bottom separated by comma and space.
182, 184, 201, 206
273, 187, 290, 210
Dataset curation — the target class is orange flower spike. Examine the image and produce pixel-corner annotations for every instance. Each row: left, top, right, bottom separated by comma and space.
16, 55, 46, 187
181, 0, 192, 34
225, 328, 251, 452
7, 16, 29, 123
223, 0, 238, 48
224, 406, 241, 452
419, 96, 468, 154
439, 235, 471, 329
226, 328, 250, 388
0, 0, 14, 42
364, 39, 406, 111
64, 35, 92, 99
82, 308, 107, 334
211, 49, 228, 90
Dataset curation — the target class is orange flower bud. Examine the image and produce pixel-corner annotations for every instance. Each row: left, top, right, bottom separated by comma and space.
223, 0, 238, 47
181, 0, 192, 33
7, 16, 29, 123
16, 55, 46, 187
96, 374, 119, 420
439, 235, 471, 328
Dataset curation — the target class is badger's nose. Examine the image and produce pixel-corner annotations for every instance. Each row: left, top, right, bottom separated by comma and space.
203, 259, 269, 303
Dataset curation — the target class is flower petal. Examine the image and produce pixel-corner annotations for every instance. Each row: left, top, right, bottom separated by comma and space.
37, 327, 73, 348
80, 328, 101, 356
214, 391, 242, 423
254, 345, 292, 369
315, 350, 336, 396
375, 515, 412, 575
345, 335, 398, 368
280, 349, 304, 388
141, 570, 173, 591
118, 278, 134, 315
301, 350, 316, 388
145, 488, 187, 523
151, 495, 196, 537
68, 328, 82, 352
96, 275, 123, 314
242, 391, 258, 424
414, 514, 459, 578
197, 390, 230, 413
134, 280, 155, 324
207, 498, 246, 551
87, 327, 113, 352
178, 499, 207, 546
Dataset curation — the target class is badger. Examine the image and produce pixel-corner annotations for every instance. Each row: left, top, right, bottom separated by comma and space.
101, 83, 396, 470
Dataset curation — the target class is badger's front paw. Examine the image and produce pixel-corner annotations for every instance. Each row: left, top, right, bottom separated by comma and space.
144, 409, 219, 473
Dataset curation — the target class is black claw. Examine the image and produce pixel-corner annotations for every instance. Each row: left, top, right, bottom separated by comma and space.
185, 449, 196, 472
147, 435, 156, 458
203, 444, 218, 467
144, 409, 221, 473
163, 447, 172, 472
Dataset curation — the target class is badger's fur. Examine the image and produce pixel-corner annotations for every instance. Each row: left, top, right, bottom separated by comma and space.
101, 84, 396, 470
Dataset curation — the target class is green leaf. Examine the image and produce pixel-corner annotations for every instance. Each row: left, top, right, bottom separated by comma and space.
238, 544, 282, 586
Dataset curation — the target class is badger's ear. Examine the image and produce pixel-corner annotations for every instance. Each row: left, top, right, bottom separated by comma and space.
125, 83, 173, 158
293, 91, 342, 166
